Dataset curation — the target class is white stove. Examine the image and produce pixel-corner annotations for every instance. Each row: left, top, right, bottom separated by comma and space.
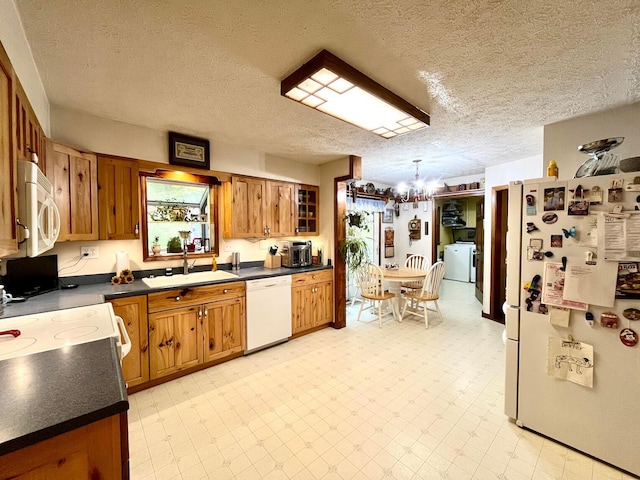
0, 303, 131, 361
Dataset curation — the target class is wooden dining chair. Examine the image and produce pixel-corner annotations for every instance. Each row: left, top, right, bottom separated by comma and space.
402, 254, 429, 307
401, 261, 446, 328
355, 263, 395, 328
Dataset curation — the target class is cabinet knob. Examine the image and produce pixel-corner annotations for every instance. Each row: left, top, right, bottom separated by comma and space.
175, 296, 181, 301
223, 289, 229, 293
312, 275, 316, 279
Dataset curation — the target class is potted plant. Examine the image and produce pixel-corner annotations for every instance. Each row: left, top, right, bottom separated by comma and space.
340, 211, 371, 272
339, 236, 369, 272
151, 236, 162, 255
167, 236, 183, 253
344, 210, 371, 229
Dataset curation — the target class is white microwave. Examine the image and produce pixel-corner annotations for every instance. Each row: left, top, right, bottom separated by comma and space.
16, 160, 60, 257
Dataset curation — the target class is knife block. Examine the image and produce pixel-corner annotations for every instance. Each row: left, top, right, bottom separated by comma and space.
264, 254, 281, 268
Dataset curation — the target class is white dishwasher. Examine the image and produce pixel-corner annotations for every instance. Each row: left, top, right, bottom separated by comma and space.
245, 275, 292, 354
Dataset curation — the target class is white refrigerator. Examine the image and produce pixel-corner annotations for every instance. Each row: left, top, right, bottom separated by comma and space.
505, 173, 640, 477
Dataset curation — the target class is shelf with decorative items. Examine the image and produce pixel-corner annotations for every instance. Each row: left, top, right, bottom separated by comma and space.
296, 185, 319, 235
146, 200, 211, 258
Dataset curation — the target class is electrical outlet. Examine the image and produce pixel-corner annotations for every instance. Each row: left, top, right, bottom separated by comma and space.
80, 246, 99, 259
224, 243, 233, 252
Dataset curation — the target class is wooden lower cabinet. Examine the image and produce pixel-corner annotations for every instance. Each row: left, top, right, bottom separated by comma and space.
147, 282, 246, 381
0, 413, 128, 480
149, 306, 203, 379
292, 270, 334, 335
108, 296, 149, 388
203, 297, 244, 363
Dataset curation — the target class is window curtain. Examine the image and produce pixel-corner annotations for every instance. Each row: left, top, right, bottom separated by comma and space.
346, 197, 386, 213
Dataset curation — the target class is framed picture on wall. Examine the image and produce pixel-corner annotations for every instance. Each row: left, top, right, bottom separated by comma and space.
382, 208, 394, 223
169, 131, 210, 170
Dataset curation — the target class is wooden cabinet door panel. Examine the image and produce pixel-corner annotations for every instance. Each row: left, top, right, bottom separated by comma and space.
46, 141, 98, 241
175, 309, 201, 369
149, 306, 201, 379
98, 156, 140, 240
109, 296, 149, 388
292, 286, 314, 334
317, 281, 334, 326
0, 44, 16, 256
203, 297, 244, 362
230, 176, 266, 238
267, 181, 295, 236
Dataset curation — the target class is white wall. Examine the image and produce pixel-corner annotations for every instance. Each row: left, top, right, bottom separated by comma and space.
0, 0, 49, 134
384, 200, 433, 266
48, 106, 335, 277
544, 102, 640, 179
482, 155, 543, 312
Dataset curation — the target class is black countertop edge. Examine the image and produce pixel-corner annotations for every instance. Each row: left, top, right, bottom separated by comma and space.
0, 338, 129, 456
0, 265, 333, 319
1, 400, 130, 456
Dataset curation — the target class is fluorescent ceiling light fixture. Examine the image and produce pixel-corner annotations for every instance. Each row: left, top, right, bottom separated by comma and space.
281, 50, 430, 139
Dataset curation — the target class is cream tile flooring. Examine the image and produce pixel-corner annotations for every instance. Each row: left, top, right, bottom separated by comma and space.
129, 280, 633, 480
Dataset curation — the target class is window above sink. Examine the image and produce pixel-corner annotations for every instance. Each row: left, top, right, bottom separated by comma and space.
141, 170, 220, 262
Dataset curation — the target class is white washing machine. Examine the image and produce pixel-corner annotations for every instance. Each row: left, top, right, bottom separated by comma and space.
443, 243, 475, 282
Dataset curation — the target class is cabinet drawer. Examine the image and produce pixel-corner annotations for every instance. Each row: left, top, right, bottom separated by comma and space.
291, 269, 332, 287
148, 281, 246, 313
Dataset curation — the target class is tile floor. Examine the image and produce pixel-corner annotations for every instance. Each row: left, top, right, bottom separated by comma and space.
129, 280, 634, 480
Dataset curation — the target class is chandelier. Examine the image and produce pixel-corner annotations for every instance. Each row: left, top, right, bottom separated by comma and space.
397, 160, 437, 202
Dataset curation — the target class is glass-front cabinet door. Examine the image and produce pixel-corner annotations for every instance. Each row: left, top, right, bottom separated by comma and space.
296, 185, 319, 235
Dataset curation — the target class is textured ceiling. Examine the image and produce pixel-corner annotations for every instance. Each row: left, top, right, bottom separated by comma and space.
16, 0, 640, 186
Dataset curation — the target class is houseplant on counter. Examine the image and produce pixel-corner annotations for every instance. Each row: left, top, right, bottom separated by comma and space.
151, 236, 162, 255
167, 236, 183, 253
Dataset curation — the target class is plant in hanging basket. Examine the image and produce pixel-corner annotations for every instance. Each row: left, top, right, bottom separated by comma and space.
339, 236, 369, 272
344, 210, 371, 230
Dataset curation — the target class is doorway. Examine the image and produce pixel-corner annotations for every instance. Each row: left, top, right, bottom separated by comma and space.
475, 201, 484, 303
487, 186, 509, 323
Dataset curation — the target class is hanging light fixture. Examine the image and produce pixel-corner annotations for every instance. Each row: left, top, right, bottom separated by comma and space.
281, 50, 430, 139
397, 160, 438, 202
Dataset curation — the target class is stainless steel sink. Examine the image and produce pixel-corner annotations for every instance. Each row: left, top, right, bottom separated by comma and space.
142, 270, 239, 288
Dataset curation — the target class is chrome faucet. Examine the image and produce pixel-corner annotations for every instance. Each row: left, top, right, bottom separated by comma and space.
183, 245, 190, 275
178, 230, 191, 275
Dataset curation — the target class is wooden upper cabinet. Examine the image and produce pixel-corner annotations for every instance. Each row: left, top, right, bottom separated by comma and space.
223, 176, 313, 239
295, 185, 319, 235
223, 175, 267, 238
14, 80, 45, 170
46, 140, 98, 241
97, 155, 140, 240
0, 43, 17, 257
266, 181, 295, 236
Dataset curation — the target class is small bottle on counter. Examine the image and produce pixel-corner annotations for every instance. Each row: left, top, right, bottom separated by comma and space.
211, 254, 217, 271
547, 160, 558, 178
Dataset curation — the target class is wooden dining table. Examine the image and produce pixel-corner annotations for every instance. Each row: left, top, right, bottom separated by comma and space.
382, 266, 428, 321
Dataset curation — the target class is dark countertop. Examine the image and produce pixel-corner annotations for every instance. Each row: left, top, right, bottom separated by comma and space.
1, 265, 333, 319
0, 337, 128, 456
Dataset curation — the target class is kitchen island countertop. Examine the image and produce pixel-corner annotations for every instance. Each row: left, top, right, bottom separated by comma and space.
0, 337, 128, 456
0, 265, 332, 319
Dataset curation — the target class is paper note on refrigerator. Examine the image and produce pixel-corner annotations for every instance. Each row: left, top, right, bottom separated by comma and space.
548, 337, 594, 388
562, 258, 618, 307
600, 212, 640, 261
542, 262, 588, 310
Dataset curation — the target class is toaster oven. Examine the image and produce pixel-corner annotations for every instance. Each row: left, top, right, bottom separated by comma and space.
279, 240, 312, 267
